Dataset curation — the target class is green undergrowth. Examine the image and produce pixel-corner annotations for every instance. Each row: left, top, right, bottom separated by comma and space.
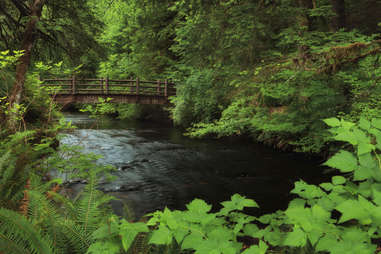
186, 39, 381, 153
79, 97, 170, 122
0, 124, 117, 253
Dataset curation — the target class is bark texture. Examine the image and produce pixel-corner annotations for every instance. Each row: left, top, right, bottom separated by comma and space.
8, 0, 46, 129
331, 0, 346, 30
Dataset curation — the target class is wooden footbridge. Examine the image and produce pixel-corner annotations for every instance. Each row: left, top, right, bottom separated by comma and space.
42, 77, 176, 105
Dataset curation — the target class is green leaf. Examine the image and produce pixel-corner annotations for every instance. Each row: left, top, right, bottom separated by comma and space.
371, 119, 381, 130
311, 205, 330, 221
120, 221, 148, 251
371, 184, 381, 206
288, 198, 306, 208
324, 150, 357, 173
162, 207, 178, 230
355, 153, 378, 181
369, 128, 381, 150
291, 180, 325, 199
335, 131, 358, 145
262, 227, 284, 246
181, 232, 204, 250
285, 206, 312, 232
315, 234, 338, 252
332, 176, 346, 185
336, 199, 371, 224
209, 228, 234, 242
149, 225, 172, 245
92, 221, 118, 240
219, 194, 258, 215
243, 224, 262, 238
320, 182, 334, 191
173, 228, 189, 244
341, 120, 355, 130
358, 181, 372, 197
319, 228, 376, 254
283, 227, 307, 247
241, 241, 268, 254
354, 165, 373, 181
359, 118, 371, 131
186, 199, 212, 214
86, 241, 120, 254
358, 143, 375, 156
359, 153, 377, 169
324, 118, 341, 127
353, 128, 370, 143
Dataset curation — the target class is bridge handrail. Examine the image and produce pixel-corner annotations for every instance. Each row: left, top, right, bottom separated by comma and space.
41, 76, 175, 97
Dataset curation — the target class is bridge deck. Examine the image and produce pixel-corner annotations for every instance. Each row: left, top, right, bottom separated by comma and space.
42, 77, 176, 105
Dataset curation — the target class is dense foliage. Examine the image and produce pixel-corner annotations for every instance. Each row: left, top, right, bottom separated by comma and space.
2, 0, 380, 151
90, 0, 381, 152
1, 0, 381, 253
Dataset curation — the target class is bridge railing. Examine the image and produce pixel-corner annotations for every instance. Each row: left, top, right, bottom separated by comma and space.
42, 77, 176, 97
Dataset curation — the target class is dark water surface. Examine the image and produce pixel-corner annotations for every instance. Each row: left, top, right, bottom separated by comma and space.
61, 113, 325, 219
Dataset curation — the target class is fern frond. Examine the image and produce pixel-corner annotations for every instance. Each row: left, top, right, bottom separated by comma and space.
0, 232, 30, 254
28, 190, 59, 223
0, 150, 11, 174
57, 218, 92, 253
7, 130, 36, 145
84, 174, 95, 232
0, 151, 17, 203
29, 173, 62, 194
74, 174, 114, 233
129, 232, 150, 254
0, 149, 30, 209
0, 208, 54, 254
48, 191, 77, 218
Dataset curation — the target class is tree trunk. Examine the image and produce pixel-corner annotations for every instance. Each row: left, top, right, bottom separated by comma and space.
298, 0, 314, 30
331, 0, 346, 30
296, 0, 314, 69
7, 0, 46, 129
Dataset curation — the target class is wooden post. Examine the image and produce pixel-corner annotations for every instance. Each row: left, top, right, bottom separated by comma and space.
136, 78, 140, 95
105, 77, 109, 95
72, 75, 76, 94
100, 78, 104, 94
157, 80, 161, 95
164, 79, 168, 97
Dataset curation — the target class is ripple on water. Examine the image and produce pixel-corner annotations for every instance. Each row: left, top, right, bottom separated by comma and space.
61, 114, 326, 219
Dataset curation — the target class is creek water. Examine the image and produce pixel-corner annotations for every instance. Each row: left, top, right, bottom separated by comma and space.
60, 113, 325, 219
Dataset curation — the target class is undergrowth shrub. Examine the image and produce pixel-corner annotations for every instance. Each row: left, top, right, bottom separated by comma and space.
186, 39, 381, 153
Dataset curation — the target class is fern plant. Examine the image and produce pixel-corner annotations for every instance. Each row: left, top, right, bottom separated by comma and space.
0, 208, 55, 254
0, 169, 115, 254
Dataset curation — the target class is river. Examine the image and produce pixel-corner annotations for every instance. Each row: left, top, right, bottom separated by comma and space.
60, 113, 325, 219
